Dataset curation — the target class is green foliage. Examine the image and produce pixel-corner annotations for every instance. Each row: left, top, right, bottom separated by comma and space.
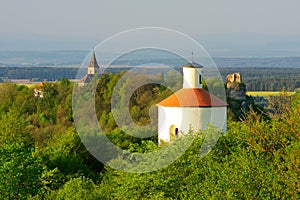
0, 83, 18, 116
35, 127, 100, 192
0, 143, 42, 199
1, 74, 300, 199
227, 95, 266, 121
38, 128, 88, 174
0, 108, 31, 145
0, 109, 42, 199
292, 90, 300, 109
42, 177, 101, 200
97, 115, 300, 199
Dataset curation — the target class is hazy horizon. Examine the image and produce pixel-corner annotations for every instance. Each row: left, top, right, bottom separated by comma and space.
1, 1, 300, 57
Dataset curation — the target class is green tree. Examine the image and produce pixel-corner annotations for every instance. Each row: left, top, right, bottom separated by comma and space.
0, 83, 18, 116
46, 177, 101, 200
0, 109, 42, 199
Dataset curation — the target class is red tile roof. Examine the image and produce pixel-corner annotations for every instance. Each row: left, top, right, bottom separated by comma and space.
37, 82, 44, 87
157, 88, 227, 107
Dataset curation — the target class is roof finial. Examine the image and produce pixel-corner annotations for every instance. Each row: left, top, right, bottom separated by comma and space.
191, 50, 194, 63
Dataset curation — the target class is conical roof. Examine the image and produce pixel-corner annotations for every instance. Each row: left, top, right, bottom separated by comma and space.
182, 62, 203, 68
157, 88, 227, 107
88, 51, 99, 68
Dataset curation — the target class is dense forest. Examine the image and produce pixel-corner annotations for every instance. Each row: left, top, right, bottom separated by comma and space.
1, 66, 300, 91
220, 67, 300, 91
0, 72, 300, 199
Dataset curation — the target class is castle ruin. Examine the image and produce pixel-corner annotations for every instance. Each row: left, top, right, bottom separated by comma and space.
226, 73, 246, 100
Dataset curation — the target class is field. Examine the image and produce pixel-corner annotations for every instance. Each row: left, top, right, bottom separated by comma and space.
18, 83, 38, 88
247, 91, 296, 96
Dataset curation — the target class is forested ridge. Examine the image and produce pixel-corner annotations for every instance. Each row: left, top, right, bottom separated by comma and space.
1, 66, 300, 91
0, 73, 299, 199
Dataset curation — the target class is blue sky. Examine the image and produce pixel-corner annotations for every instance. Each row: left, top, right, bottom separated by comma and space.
1, 0, 300, 56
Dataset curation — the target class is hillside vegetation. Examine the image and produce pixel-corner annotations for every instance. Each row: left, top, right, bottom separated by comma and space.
0, 73, 299, 199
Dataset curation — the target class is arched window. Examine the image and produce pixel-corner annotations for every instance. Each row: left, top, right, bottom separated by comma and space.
175, 128, 179, 136
169, 125, 179, 141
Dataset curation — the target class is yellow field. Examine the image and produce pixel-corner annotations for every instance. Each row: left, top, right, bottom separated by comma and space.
1, 83, 37, 88
26, 84, 39, 88
247, 91, 296, 96
14, 83, 38, 88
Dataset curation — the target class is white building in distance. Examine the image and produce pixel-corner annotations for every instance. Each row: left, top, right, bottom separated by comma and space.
157, 62, 227, 143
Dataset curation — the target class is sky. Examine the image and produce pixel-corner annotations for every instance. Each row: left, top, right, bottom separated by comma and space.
1, 0, 300, 56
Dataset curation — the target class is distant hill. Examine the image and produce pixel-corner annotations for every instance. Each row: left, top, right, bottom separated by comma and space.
1, 50, 300, 69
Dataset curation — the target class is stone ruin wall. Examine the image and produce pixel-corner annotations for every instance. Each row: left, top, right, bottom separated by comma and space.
226, 73, 246, 100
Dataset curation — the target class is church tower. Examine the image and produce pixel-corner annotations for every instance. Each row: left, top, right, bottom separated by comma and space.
182, 62, 203, 88
88, 50, 99, 75
79, 50, 100, 86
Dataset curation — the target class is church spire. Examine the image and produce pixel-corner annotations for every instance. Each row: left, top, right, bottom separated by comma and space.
88, 50, 99, 74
